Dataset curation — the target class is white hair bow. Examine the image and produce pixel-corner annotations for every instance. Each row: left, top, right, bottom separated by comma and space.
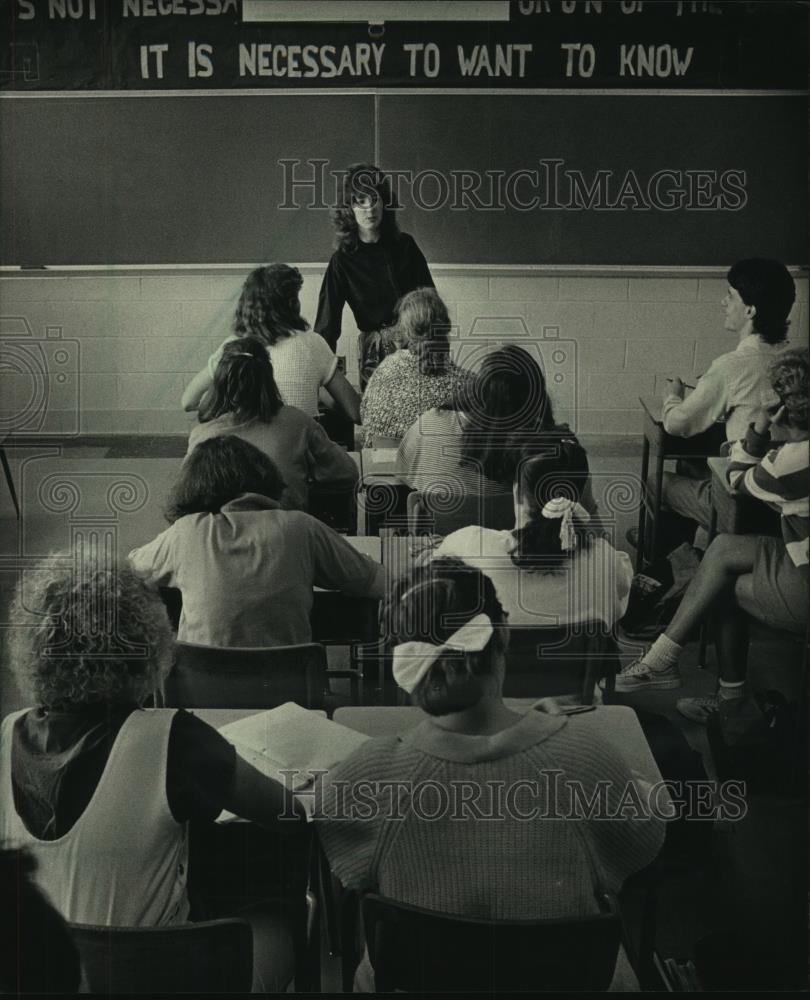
392, 613, 493, 694
541, 496, 591, 551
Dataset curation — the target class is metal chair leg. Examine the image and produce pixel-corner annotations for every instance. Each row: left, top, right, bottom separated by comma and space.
0, 447, 20, 519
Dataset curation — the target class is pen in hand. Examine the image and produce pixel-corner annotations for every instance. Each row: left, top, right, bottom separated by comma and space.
666, 378, 696, 390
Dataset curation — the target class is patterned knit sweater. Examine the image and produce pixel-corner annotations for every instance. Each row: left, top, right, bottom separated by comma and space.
728, 424, 809, 576
315, 711, 665, 921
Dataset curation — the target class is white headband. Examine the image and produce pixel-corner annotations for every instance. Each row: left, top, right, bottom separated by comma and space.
392, 613, 493, 694
541, 496, 591, 551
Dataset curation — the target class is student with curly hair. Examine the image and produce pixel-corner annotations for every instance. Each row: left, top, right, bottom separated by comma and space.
182, 263, 361, 423
434, 440, 632, 630
0, 557, 306, 991
616, 348, 809, 744
360, 288, 472, 442
314, 163, 434, 389
129, 435, 384, 647
187, 336, 358, 510
314, 557, 663, 991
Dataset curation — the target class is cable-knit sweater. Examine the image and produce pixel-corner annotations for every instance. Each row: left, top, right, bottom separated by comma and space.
315, 710, 664, 919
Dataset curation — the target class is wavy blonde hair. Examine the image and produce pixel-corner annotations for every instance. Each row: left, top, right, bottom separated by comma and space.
8, 556, 173, 709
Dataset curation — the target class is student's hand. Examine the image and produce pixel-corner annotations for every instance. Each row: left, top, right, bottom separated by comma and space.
667, 377, 685, 400
769, 404, 787, 429
752, 408, 772, 435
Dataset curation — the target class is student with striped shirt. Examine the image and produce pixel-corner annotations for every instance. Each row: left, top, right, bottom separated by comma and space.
613, 349, 808, 743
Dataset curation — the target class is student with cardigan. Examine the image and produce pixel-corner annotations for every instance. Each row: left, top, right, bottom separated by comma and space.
616, 349, 808, 744
187, 336, 358, 511
0, 558, 306, 992
314, 163, 434, 390
181, 263, 361, 423
129, 436, 384, 647
644, 258, 794, 550
315, 557, 664, 991
434, 440, 632, 631
360, 288, 472, 442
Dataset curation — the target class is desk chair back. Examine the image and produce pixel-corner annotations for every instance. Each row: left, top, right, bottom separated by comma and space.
164, 641, 329, 710
502, 623, 621, 704
407, 489, 514, 536
70, 918, 253, 994
362, 893, 622, 993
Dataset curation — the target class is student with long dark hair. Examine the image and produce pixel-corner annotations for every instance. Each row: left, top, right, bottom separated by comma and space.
315, 558, 663, 991
129, 436, 384, 647
398, 343, 598, 513
315, 163, 434, 389
187, 337, 358, 511
181, 263, 361, 423
435, 440, 632, 629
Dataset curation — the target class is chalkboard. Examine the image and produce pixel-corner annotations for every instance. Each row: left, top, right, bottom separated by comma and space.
378, 94, 808, 266
0, 92, 806, 266
0, 94, 373, 265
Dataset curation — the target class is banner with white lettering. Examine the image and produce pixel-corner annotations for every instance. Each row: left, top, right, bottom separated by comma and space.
1, 0, 807, 91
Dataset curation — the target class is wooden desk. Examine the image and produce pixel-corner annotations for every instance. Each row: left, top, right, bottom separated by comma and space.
635, 396, 726, 572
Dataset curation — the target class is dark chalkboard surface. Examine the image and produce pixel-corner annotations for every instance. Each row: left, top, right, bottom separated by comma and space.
379, 94, 808, 266
0, 92, 806, 265
0, 94, 373, 265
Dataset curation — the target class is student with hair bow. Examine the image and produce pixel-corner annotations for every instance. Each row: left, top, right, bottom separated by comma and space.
314, 558, 663, 992
432, 440, 633, 630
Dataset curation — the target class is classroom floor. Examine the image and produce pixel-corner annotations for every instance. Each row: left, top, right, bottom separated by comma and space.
0, 436, 805, 990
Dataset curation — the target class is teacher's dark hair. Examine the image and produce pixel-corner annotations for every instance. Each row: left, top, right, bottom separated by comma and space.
199, 336, 284, 425
167, 436, 286, 521
332, 162, 400, 252
234, 264, 309, 346
459, 344, 558, 485
727, 258, 795, 345
384, 557, 507, 716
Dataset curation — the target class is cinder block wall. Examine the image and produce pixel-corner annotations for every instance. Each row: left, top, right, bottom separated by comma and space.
0, 268, 806, 438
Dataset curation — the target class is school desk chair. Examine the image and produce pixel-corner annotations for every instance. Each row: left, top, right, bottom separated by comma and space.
406, 488, 514, 536
0, 445, 20, 519
163, 641, 332, 712
69, 919, 254, 994
355, 892, 626, 993
503, 622, 621, 704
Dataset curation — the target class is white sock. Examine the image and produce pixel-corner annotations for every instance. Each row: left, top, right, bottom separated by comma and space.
718, 680, 746, 701
642, 634, 682, 673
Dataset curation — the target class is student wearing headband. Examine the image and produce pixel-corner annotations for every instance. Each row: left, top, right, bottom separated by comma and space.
433, 441, 632, 633
314, 558, 663, 991
186, 336, 358, 511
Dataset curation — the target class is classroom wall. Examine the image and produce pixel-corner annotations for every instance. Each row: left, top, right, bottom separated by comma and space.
0, 269, 807, 439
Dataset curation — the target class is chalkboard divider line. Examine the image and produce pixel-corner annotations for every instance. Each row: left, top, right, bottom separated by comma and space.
1, 89, 806, 99
374, 93, 381, 165
2, 264, 807, 277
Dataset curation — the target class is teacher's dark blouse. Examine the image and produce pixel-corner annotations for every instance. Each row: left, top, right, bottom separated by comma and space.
314, 232, 434, 351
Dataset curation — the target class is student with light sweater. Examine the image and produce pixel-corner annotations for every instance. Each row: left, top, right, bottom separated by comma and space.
434, 440, 632, 631
616, 349, 808, 744
650, 258, 794, 545
315, 558, 664, 991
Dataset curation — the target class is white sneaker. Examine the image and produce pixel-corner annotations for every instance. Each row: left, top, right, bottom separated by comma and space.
614, 657, 682, 692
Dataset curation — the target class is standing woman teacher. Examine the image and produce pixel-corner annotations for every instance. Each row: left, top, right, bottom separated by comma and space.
315, 163, 435, 390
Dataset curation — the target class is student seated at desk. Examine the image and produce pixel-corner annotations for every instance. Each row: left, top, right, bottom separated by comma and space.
433, 440, 632, 630
360, 288, 471, 442
129, 436, 384, 647
397, 343, 599, 515
617, 349, 808, 744
651, 258, 794, 548
0, 558, 306, 992
181, 263, 361, 424
187, 336, 358, 511
314, 558, 664, 991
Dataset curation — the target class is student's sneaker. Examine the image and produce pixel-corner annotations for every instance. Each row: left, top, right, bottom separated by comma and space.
614, 657, 682, 693
676, 694, 719, 725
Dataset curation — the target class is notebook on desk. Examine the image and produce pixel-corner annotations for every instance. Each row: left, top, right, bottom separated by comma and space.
217, 702, 370, 820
